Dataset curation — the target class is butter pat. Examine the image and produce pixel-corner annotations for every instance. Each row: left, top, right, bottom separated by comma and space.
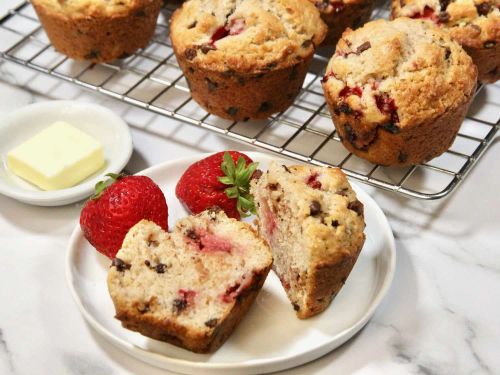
7, 121, 105, 190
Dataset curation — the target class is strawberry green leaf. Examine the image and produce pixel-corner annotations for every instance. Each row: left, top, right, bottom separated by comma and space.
217, 152, 259, 218
92, 173, 125, 199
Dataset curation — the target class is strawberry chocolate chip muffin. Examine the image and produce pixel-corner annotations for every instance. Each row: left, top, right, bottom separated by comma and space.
311, 0, 375, 46
108, 209, 272, 353
322, 18, 477, 166
391, 0, 500, 83
169, 0, 327, 120
251, 162, 365, 318
31, 0, 162, 62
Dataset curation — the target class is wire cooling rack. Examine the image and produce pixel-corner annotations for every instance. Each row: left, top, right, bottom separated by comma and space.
0, 1, 498, 199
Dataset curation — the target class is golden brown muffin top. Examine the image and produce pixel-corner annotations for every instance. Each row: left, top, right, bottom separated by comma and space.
391, 0, 500, 48
170, 0, 327, 73
31, 0, 156, 16
322, 18, 477, 130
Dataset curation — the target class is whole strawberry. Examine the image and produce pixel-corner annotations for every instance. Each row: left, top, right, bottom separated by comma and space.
175, 151, 258, 219
80, 173, 168, 259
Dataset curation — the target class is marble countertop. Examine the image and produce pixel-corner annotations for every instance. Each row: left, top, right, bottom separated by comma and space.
1, 2, 499, 374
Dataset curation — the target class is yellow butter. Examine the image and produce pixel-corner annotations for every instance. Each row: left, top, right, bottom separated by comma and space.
7, 121, 105, 191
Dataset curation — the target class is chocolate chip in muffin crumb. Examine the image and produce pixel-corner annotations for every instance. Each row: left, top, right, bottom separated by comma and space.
204, 318, 218, 328
476, 2, 491, 16
200, 43, 216, 54
301, 39, 313, 48
188, 20, 197, 29
347, 200, 363, 216
268, 183, 279, 191
356, 41, 371, 54
85, 49, 100, 60
439, 0, 450, 10
184, 48, 197, 60
205, 78, 218, 92
155, 263, 168, 273
144, 260, 151, 267
331, 220, 339, 227
438, 11, 450, 23
381, 123, 400, 134
293, 303, 300, 311
484, 41, 496, 49
112, 258, 131, 272
309, 201, 322, 216
258, 101, 272, 112
226, 107, 239, 116
172, 298, 187, 314
444, 48, 451, 60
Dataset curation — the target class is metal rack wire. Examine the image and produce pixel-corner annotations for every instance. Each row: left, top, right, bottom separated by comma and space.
0, 1, 498, 199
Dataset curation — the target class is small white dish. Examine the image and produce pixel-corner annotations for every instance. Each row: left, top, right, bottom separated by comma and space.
0, 100, 133, 206
66, 152, 396, 375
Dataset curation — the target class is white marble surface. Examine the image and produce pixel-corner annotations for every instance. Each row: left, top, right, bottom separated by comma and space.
1, 2, 500, 374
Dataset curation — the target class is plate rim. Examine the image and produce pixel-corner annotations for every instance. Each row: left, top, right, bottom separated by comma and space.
0, 100, 133, 206
66, 151, 396, 373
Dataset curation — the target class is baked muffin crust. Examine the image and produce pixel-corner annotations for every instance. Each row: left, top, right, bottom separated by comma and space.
322, 18, 477, 166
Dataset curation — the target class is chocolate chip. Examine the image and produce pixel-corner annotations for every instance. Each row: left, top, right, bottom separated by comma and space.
188, 67, 194, 74
439, 0, 450, 10
266, 62, 278, 69
289, 65, 298, 80
188, 20, 197, 29
268, 183, 279, 191
119, 52, 131, 59
226, 107, 239, 116
144, 260, 151, 267
282, 165, 291, 173
438, 11, 450, 23
173, 298, 187, 314
258, 101, 272, 112
186, 229, 199, 240
484, 40, 496, 49
293, 303, 300, 311
444, 48, 451, 60
476, 2, 490, 15
204, 318, 218, 328
251, 169, 263, 180
237, 76, 245, 85
398, 152, 408, 163
347, 200, 364, 216
205, 78, 218, 92
112, 258, 131, 272
85, 50, 100, 60
344, 123, 357, 145
382, 123, 400, 134
155, 263, 167, 274
301, 39, 313, 48
135, 9, 146, 17
184, 48, 197, 60
309, 200, 321, 216
334, 103, 353, 115
356, 41, 371, 54
200, 43, 216, 54
331, 220, 339, 227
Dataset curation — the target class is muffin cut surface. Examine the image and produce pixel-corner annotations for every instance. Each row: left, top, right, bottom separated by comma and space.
107, 210, 273, 353
251, 162, 365, 318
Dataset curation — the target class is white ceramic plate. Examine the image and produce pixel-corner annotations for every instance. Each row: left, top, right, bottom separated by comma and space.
66, 152, 395, 375
0, 100, 133, 206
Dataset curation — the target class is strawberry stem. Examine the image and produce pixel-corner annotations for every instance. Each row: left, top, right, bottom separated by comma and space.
92, 173, 125, 199
218, 152, 258, 217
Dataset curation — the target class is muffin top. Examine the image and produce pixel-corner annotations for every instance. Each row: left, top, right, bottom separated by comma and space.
322, 18, 477, 131
392, 0, 500, 49
311, 0, 369, 16
32, 0, 153, 16
170, 0, 327, 73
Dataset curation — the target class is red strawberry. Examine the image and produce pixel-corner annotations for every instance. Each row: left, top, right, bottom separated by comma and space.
175, 151, 258, 219
80, 173, 168, 259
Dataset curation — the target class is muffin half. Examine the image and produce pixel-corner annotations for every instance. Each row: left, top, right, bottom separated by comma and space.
170, 0, 327, 120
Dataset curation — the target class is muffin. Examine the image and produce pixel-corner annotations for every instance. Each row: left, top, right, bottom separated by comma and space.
322, 18, 477, 166
391, 0, 500, 83
311, 0, 376, 46
31, 0, 163, 63
251, 162, 365, 318
169, 0, 327, 121
108, 210, 273, 353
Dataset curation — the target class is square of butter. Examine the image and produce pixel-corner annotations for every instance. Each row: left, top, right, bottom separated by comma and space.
7, 121, 105, 191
